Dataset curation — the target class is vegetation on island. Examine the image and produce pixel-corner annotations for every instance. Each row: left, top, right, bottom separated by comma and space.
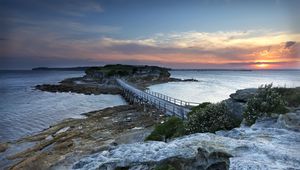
85, 64, 170, 78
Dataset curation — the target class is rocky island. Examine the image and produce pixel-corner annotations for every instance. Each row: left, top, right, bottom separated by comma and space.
1, 65, 299, 170
35, 64, 196, 95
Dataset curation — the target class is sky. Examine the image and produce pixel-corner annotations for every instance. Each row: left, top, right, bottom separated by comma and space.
0, 0, 299, 69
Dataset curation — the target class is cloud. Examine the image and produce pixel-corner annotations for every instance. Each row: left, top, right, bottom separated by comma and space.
285, 41, 296, 48
94, 30, 299, 63
99, 30, 300, 51
1, 29, 300, 69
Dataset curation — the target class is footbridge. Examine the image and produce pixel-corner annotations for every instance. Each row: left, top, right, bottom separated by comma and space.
116, 79, 200, 119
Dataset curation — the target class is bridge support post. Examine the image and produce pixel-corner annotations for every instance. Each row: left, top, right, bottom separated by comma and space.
158, 101, 161, 110
181, 108, 185, 120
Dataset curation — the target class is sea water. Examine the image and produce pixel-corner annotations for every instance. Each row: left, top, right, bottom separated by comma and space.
149, 70, 300, 103
0, 71, 126, 142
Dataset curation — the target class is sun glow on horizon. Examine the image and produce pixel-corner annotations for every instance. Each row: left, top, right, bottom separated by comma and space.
255, 63, 270, 69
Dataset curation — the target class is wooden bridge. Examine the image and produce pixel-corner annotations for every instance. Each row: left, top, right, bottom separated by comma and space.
116, 79, 200, 119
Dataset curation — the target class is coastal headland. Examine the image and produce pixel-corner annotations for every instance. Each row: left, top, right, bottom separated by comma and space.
1, 65, 299, 170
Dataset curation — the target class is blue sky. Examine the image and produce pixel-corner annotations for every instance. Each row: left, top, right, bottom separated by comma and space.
0, 0, 299, 69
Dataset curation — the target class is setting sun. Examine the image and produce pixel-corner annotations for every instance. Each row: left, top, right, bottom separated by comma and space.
255, 63, 270, 69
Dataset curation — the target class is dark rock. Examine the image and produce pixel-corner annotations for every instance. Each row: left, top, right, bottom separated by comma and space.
0, 143, 8, 153
72, 160, 91, 169
229, 88, 257, 102
182, 78, 199, 82
223, 99, 246, 121
207, 162, 228, 170
35, 84, 122, 95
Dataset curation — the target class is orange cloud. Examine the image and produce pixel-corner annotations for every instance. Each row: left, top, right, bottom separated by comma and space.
2, 29, 300, 69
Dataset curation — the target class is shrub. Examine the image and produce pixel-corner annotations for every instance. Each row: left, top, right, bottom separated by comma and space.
190, 102, 211, 113
146, 117, 185, 142
154, 164, 176, 170
243, 84, 287, 125
274, 87, 300, 107
186, 102, 239, 134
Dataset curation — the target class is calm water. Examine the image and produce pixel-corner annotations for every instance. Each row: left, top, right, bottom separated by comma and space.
149, 70, 300, 103
0, 71, 126, 142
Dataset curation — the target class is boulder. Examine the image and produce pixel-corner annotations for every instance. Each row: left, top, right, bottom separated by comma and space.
229, 88, 257, 102
223, 98, 246, 121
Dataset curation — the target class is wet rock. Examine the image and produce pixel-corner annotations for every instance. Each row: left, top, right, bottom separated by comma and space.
181, 78, 199, 82
55, 127, 70, 135
0, 143, 9, 153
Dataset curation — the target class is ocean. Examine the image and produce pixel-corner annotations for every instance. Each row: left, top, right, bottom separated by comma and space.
0, 71, 126, 142
149, 70, 300, 103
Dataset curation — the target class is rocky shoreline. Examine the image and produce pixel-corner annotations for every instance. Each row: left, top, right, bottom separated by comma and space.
35, 77, 122, 95
35, 75, 198, 95
0, 105, 166, 169
72, 109, 300, 170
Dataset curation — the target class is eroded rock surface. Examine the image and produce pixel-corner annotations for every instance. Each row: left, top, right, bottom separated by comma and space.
1, 105, 165, 170
72, 110, 300, 170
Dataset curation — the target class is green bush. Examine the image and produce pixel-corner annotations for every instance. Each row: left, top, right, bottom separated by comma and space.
243, 84, 287, 125
190, 102, 211, 113
274, 87, 300, 107
146, 117, 185, 142
186, 102, 239, 134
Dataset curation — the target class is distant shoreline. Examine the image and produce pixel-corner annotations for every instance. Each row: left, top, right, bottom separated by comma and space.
171, 69, 252, 71
31, 67, 89, 71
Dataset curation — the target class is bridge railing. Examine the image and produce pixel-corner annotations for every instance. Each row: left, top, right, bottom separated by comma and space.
116, 79, 200, 119
139, 91, 190, 118
144, 89, 200, 107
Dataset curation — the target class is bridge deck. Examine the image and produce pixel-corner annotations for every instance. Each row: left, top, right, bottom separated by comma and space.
116, 79, 200, 119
